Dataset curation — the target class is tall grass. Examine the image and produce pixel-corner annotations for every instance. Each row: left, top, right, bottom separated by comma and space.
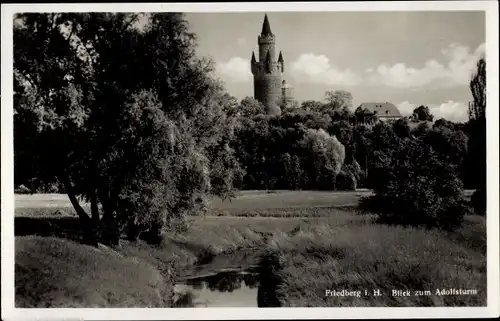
259, 217, 486, 307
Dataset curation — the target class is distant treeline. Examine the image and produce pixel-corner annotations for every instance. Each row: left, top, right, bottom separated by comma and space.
15, 94, 483, 195
227, 96, 484, 193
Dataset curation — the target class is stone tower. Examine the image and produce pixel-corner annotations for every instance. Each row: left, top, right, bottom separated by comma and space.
251, 14, 284, 115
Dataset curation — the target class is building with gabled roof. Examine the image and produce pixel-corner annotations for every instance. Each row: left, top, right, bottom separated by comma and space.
355, 102, 403, 123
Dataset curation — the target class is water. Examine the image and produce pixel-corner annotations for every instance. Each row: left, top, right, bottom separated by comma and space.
174, 269, 260, 307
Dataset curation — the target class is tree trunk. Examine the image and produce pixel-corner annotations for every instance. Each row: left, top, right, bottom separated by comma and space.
59, 172, 98, 247
100, 198, 119, 246
126, 217, 139, 242
90, 188, 100, 225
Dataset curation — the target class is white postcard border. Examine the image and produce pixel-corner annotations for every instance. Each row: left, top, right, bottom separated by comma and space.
2, 1, 499, 320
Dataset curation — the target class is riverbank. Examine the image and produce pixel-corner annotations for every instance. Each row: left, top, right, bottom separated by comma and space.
13, 206, 370, 307
13, 191, 485, 307
15, 236, 173, 308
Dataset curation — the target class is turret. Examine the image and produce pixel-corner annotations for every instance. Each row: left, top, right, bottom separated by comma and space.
281, 79, 294, 104
278, 51, 284, 72
251, 51, 256, 63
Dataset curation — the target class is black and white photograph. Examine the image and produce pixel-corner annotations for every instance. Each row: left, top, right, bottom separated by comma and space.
1, 1, 499, 320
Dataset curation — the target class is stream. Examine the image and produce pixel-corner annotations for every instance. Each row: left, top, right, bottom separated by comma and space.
174, 269, 260, 307
173, 252, 262, 307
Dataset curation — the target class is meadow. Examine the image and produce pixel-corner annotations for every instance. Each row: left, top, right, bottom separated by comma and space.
13, 190, 485, 307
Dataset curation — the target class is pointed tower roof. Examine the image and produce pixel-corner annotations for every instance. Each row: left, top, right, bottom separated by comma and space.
278, 51, 284, 62
251, 51, 256, 62
261, 13, 273, 36
265, 50, 272, 62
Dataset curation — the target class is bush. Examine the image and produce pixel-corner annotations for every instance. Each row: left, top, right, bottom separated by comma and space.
358, 195, 388, 214
46, 183, 60, 193
365, 138, 469, 231
337, 161, 363, 191
15, 184, 31, 194
471, 188, 486, 216
336, 170, 357, 191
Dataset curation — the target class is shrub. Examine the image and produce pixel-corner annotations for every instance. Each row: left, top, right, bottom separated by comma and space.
15, 184, 31, 194
336, 170, 357, 191
337, 160, 363, 191
365, 138, 469, 231
46, 183, 60, 193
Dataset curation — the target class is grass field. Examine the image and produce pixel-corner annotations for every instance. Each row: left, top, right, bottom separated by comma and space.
13, 190, 485, 307
14, 190, 368, 212
259, 215, 486, 307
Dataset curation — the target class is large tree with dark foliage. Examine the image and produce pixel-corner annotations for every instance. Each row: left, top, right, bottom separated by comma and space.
14, 13, 241, 246
361, 137, 470, 231
466, 58, 487, 215
412, 105, 434, 122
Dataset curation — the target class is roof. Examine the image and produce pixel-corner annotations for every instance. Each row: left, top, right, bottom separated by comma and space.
261, 14, 273, 36
278, 51, 284, 62
357, 102, 402, 117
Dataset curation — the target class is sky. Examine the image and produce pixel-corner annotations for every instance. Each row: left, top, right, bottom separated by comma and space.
184, 11, 486, 122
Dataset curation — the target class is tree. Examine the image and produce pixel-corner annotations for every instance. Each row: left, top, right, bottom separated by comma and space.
362, 138, 470, 231
468, 58, 486, 121
14, 13, 239, 246
217, 93, 240, 117
233, 116, 272, 189
423, 126, 468, 168
279, 152, 303, 189
337, 160, 362, 191
298, 128, 346, 190
266, 101, 282, 117
433, 118, 456, 130
300, 100, 324, 112
466, 58, 487, 213
411, 121, 431, 138
412, 105, 434, 122
392, 118, 412, 139
328, 120, 355, 163
362, 122, 402, 188
324, 90, 353, 112
279, 99, 300, 112
238, 96, 266, 118
353, 124, 373, 187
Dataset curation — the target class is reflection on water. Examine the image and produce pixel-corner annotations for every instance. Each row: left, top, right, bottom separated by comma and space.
187, 271, 260, 292
174, 270, 259, 307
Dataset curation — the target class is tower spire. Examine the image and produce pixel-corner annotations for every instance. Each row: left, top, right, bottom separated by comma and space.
278, 51, 284, 72
261, 13, 272, 36
251, 51, 256, 63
